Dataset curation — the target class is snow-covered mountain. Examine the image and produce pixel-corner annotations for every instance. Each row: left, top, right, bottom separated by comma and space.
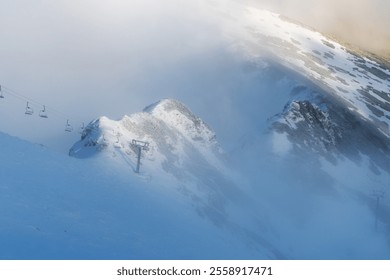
228, 7, 390, 185
233, 7, 390, 139
70, 99, 224, 171
69, 99, 246, 233
1, 1, 390, 259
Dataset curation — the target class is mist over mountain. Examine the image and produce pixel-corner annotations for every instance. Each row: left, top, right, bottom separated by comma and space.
1, 1, 390, 259
242, 0, 390, 60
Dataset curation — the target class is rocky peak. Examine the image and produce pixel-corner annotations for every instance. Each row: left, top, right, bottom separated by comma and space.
273, 100, 342, 153
144, 99, 217, 146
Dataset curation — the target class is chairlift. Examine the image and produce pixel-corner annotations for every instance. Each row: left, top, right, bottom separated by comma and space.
25, 102, 34, 115
39, 105, 48, 118
0, 85, 4, 98
65, 119, 73, 132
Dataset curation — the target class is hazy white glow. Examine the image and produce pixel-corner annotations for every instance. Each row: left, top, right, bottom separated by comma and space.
245, 0, 390, 58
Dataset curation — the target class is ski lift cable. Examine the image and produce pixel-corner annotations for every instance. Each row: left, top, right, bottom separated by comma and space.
1, 84, 76, 120
1, 85, 44, 107
0, 83, 85, 132
1, 85, 66, 117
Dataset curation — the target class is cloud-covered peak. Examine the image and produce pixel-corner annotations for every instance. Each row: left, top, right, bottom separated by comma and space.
70, 99, 224, 172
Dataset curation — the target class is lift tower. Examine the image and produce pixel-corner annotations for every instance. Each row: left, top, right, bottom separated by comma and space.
131, 139, 149, 173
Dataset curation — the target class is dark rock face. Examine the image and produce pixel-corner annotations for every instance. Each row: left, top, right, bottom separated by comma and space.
273, 100, 341, 153
272, 97, 390, 172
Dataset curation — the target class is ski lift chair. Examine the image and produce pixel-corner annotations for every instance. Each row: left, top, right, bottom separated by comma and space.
65, 119, 73, 132
39, 105, 48, 118
25, 102, 34, 115
0, 85, 4, 98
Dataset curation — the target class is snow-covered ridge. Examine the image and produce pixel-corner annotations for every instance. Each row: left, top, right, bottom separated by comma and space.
144, 99, 217, 146
230, 7, 390, 138
70, 99, 225, 175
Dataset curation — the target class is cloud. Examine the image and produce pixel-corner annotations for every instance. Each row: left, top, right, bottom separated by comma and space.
244, 0, 390, 58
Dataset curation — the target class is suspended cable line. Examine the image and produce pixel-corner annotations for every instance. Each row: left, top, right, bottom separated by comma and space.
2, 84, 68, 118
0, 82, 86, 134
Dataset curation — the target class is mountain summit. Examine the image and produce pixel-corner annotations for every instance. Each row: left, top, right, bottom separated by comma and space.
70, 98, 224, 173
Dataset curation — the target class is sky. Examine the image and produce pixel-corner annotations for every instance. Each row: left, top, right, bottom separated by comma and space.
0, 0, 389, 152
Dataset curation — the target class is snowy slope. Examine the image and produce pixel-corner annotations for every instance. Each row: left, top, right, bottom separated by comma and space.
1, 99, 289, 259
203, 3, 390, 137
210, 3, 390, 259
67, 95, 390, 259
68, 99, 292, 258
0, 130, 277, 259
230, 8, 390, 137
227, 7, 390, 179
